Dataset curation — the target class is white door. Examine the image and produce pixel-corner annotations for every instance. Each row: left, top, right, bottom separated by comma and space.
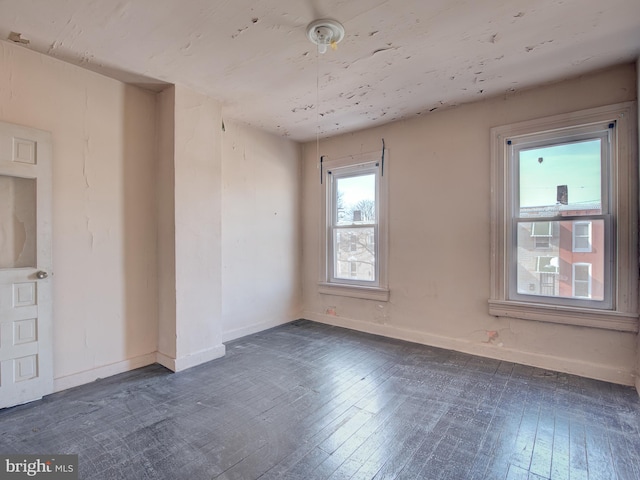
0, 121, 52, 409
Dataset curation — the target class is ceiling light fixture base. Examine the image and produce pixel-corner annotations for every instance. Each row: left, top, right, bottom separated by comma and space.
306, 19, 345, 54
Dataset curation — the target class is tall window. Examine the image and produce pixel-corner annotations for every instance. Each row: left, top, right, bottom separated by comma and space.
320, 151, 389, 301
512, 128, 609, 306
490, 102, 637, 331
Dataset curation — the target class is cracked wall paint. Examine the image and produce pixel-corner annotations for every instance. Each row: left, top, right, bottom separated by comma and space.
0, 40, 158, 383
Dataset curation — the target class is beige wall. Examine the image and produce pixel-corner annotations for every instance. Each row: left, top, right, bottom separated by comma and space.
156, 85, 227, 372
173, 85, 225, 368
156, 87, 177, 360
0, 39, 304, 391
221, 120, 302, 341
0, 40, 159, 389
302, 64, 638, 386
0, 37, 636, 393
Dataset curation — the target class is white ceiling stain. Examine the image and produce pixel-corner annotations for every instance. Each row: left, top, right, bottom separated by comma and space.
0, 0, 639, 141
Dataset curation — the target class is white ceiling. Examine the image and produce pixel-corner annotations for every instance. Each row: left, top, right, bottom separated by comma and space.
1, 0, 639, 141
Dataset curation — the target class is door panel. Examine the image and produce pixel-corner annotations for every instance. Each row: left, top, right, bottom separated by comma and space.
0, 122, 52, 409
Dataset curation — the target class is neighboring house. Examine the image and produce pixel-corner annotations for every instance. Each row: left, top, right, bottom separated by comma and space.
335, 207, 376, 281
517, 203, 604, 300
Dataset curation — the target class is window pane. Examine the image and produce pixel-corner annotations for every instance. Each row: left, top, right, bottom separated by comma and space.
335, 174, 376, 225
519, 139, 601, 218
334, 227, 375, 281
516, 220, 604, 300
574, 236, 590, 250
0, 175, 37, 269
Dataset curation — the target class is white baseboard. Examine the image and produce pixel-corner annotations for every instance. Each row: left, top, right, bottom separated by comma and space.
54, 344, 227, 393
304, 311, 635, 386
159, 344, 226, 373
222, 315, 298, 343
155, 351, 178, 372
53, 352, 157, 393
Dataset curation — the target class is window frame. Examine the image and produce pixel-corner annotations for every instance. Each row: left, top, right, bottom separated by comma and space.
509, 125, 612, 310
319, 150, 389, 301
489, 102, 638, 332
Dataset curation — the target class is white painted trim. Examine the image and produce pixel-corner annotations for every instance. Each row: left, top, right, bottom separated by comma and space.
318, 282, 390, 301
173, 344, 226, 372
53, 353, 157, 393
155, 352, 177, 372
303, 311, 635, 386
158, 346, 227, 373
489, 300, 638, 332
52, 344, 227, 393
222, 316, 297, 343
491, 101, 638, 320
319, 150, 389, 293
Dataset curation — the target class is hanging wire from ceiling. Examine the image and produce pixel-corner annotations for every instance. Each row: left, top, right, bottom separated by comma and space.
306, 19, 345, 183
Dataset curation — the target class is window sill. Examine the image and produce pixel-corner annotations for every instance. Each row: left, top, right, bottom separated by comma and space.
318, 282, 390, 302
488, 300, 639, 333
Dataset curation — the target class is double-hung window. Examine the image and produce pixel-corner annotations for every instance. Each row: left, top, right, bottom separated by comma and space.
490, 102, 638, 331
319, 151, 389, 301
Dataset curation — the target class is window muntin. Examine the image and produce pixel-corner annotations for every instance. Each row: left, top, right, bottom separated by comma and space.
508, 123, 612, 309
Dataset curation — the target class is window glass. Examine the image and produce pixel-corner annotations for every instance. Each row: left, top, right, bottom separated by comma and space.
516, 218, 604, 300
518, 139, 602, 218
335, 174, 376, 225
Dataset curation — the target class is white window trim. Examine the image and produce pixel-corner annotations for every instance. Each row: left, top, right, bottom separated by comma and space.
490, 102, 638, 333
319, 150, 389, 302
572, 221, 592, 253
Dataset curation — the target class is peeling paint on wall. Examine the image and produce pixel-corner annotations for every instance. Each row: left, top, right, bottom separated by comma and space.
326, 306, 338, 316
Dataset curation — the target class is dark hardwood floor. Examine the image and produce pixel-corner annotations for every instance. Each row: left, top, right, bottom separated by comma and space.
1, 320, 639, 479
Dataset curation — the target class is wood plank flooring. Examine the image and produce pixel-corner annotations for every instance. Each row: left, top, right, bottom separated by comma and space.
1, 320, 639, 479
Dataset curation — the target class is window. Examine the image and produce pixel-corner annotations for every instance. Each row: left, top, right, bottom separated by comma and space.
573, 263, 592, 298
319, 150, 389, 301
536, 256, 558, 274
350, 261, 357, 277
490, 102, 638, 331
349, 233, 358, 252
572, 221, 592, 252
531, 221, 552, 249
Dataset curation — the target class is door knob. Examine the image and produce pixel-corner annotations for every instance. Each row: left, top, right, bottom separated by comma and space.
36, 271, 48, 279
